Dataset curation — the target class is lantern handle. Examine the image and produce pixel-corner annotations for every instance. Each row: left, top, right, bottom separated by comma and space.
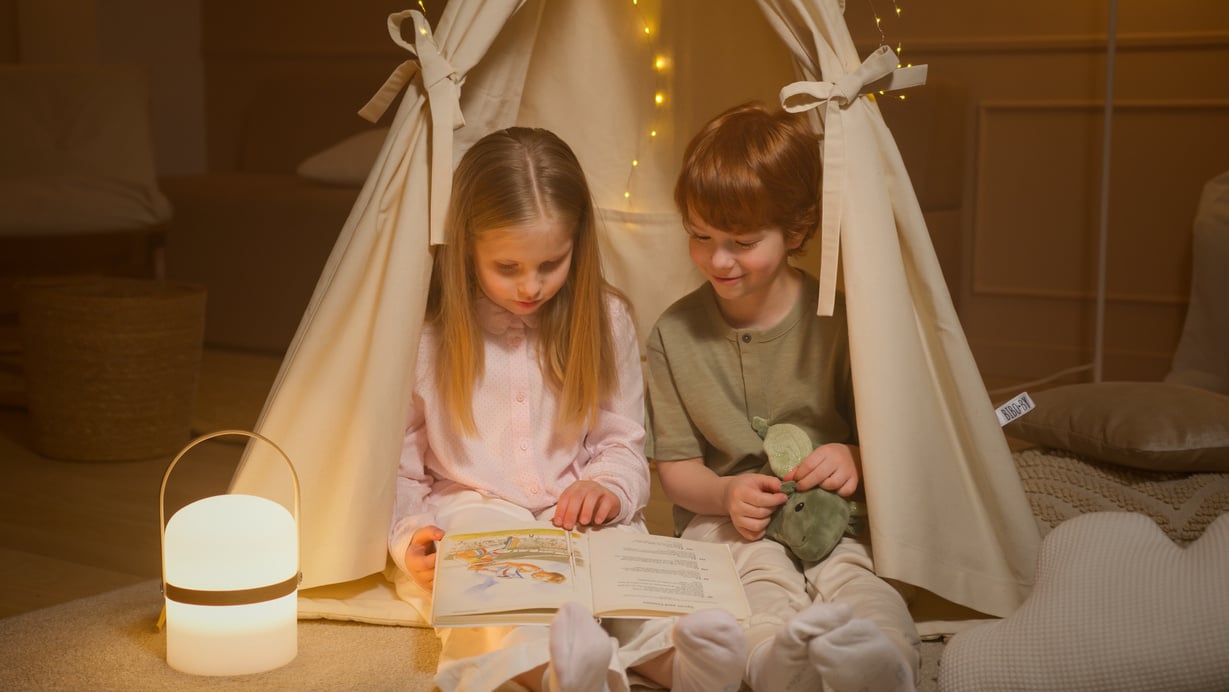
156, 429, 301, 631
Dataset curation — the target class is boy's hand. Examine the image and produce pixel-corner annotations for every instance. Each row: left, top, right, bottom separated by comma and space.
405, 525, 444, 591
723, 473, 788, 541
785, 442, 861, 497
553, 480, 621, 530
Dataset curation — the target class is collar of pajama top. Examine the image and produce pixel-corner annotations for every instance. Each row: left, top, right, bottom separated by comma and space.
475, 294, 540, 335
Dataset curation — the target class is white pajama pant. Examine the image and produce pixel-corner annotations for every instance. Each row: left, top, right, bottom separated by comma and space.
393, 492, 678, 692
679, 514, 921, 683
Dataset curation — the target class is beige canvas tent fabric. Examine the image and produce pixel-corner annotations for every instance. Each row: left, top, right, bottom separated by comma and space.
756, 0, 1040, 618
232, 0, 1040, 630
229, 0, 530, 589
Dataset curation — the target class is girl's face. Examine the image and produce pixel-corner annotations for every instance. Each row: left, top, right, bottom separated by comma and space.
686, 216, 799, 305
472, 217, 574, 316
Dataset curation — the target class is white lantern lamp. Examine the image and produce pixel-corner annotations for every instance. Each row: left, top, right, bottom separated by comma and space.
158, 429, 301, 676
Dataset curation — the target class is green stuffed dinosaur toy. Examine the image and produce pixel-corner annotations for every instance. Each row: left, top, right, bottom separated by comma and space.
752, 416, 867, 563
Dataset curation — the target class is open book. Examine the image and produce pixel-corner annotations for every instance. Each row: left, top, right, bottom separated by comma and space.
431, 521, 750, 626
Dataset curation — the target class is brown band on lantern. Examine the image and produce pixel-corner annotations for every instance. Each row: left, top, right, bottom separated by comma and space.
163, 573, 301, 607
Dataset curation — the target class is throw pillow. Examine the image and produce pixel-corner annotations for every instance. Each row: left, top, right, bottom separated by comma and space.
296, 128, 389, 187
1004, 381, 1229, 473
939, 511, 1229, 691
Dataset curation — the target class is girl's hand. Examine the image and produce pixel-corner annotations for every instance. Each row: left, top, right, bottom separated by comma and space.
552, 480, 621, 530
785, 443, 860, 497
404, 525, 444, 591
723, 473, 788, 541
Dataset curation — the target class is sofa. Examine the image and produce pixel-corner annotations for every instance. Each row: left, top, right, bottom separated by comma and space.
160, 74, 391, 354
0, 65, 175, 406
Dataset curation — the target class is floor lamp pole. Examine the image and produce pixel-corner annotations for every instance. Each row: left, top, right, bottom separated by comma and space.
1094, 0, 1118, 383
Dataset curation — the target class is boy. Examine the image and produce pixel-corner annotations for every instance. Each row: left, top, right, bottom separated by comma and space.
645, 102, 920, 692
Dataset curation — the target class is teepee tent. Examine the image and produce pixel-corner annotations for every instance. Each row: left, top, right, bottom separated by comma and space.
230, 0, 1040, 632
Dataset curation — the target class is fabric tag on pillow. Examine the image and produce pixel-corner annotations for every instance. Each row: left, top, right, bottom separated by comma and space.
995, 392, 1035, 427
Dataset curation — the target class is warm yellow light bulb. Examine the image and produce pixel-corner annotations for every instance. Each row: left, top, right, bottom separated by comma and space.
650, 130, 657, 138
624, 191, 631, 199
655, 56, 667, 71
655, 92, 664, 105
632, 159, 639, 167
644, 26, 651, 35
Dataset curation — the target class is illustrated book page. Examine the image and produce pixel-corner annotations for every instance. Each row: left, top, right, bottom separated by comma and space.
431, 521, 749, 626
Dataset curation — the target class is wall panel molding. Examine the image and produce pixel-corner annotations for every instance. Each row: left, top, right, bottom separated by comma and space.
862, 31, 1229, 56
968, 338, 1175, 386
971, 98, 1229, 304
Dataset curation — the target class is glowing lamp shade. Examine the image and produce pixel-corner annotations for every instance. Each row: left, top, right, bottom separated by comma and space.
160, 430, 301, 676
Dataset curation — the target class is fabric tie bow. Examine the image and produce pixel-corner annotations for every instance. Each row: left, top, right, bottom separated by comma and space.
778, 45, 927, 316
359, 9, 464, 245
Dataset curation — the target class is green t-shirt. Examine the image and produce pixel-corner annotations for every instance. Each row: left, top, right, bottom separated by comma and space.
645, 272, 856, 535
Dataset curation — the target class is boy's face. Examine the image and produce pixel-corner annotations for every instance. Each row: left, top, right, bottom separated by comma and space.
686, 216, 800, 305
472, 218, 574, 316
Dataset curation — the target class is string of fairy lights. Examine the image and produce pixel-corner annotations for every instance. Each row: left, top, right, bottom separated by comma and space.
622, 0, 666, 207
618, 0, 908, 207
866, 0, 911, 101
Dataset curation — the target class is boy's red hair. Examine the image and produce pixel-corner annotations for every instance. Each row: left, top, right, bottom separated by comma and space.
675, 101, 822, 254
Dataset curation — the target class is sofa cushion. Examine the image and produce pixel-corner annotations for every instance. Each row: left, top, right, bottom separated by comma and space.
0, 65, 171, 236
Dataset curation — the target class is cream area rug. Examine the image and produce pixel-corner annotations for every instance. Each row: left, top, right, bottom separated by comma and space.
0, 579, 443, 691
0, 578, 945, 691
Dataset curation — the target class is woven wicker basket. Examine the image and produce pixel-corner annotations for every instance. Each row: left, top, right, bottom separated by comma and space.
18, 276, 207, 461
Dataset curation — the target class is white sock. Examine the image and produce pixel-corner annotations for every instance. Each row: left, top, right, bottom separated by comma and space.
670, 608, 746, 692
544, 601, 612, 692
747, 601, 850, 691
808, 614, 915, 692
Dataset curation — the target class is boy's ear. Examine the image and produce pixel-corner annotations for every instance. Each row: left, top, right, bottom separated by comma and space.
785, 229, 805, 251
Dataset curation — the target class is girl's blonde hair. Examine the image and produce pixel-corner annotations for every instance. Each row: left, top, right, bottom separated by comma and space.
427, 127, 620, 435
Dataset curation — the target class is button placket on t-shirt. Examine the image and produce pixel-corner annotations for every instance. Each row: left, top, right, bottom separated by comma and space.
507, 325, 540, 495
737, 330, 768, 423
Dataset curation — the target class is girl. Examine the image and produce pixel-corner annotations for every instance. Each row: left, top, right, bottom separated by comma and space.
388, 127, 745, 692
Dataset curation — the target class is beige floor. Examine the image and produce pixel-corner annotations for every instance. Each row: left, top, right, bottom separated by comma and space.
0, 347, 675, 620
0, 349, 270, 619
